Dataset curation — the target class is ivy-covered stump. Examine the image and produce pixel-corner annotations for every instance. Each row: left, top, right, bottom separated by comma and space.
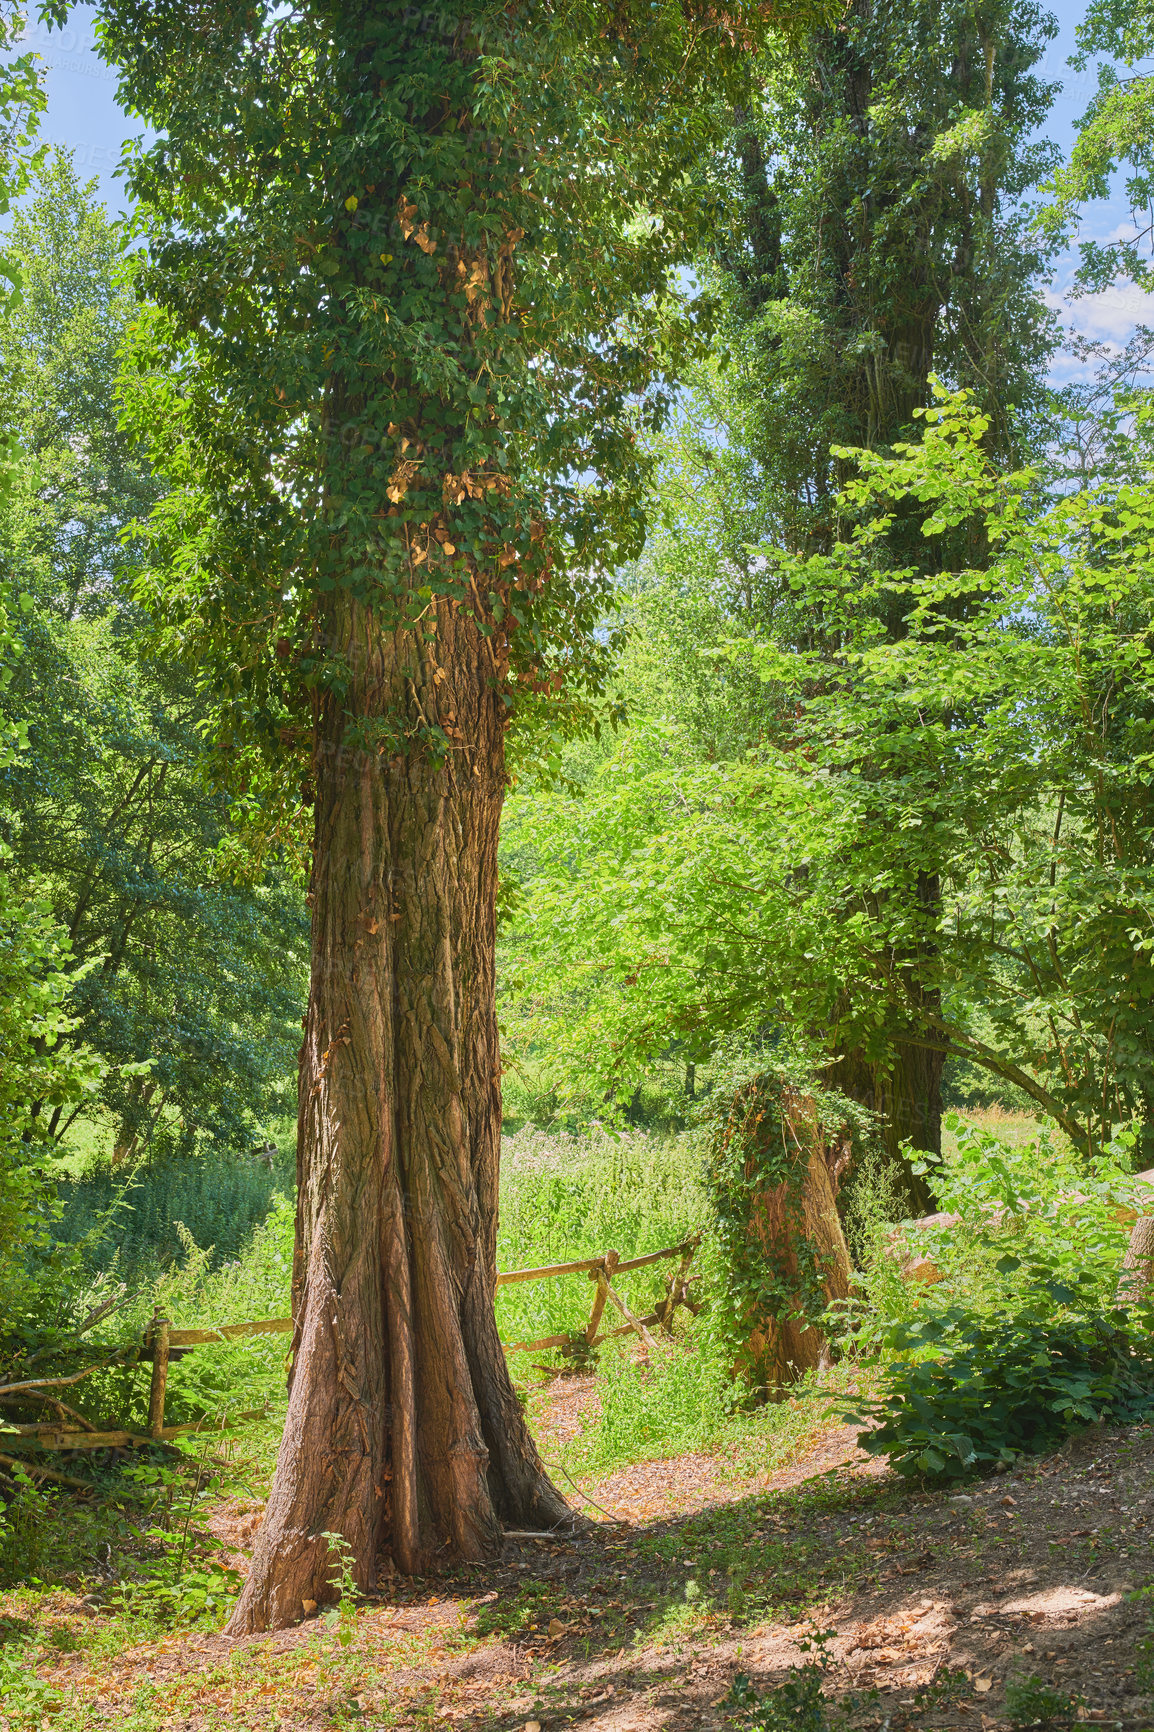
707, 1074, 857, 1392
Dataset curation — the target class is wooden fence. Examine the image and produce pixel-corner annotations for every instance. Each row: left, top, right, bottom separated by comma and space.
1, 1234, 700, 1463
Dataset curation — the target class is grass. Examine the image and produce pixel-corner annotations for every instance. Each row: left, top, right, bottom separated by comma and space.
7, 1103, 1132, 1699
51, 1124, 296, 1275
495, 1124, 707, 1342
940, 1105, 1054, 1162
41, 1109, 1080, 1499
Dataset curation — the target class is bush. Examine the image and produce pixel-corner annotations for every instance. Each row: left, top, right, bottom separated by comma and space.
850, 1304, 1154, 1478
1004, 1673, 1081, 1729
834, 1114, 1154, 1476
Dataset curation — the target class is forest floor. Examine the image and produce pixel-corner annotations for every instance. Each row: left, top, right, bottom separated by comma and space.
7, 1375, 1152, 1732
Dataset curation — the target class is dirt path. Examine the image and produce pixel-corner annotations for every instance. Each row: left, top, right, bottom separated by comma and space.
22, 1409, 1154, 1731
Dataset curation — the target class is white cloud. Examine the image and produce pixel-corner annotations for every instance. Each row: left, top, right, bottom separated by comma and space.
1044, 281, 1153, 348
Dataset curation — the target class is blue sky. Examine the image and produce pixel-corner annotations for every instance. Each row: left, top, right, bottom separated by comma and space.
17, 0, 1154, 361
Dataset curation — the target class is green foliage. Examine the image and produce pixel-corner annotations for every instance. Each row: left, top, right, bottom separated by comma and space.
107, 1455, 245, 1626
0, 1463, 51, 1585
851, 1308, 1154, 1479
840, 1117, 1154, 1477
591, 1334, 735, 1464
495, 1123, 845, 1477
1, 1188, 294, 1441
99, 0, 796, 832
728, 1662, 832, 1732
0, 0, 54, 487
1043, 0, 1154, 293
0, 1646, 61, 1721
0, 156, 306, 1164
1132, 1584, 1154, 1692
726, 1630, 866, 1732
708, 0, 1059, 555
504, 387, 1154, 1157
841, 1113, 1148, 1351
117, 1197, 296, 1428
0, 861, 101, 1293
320, 1531, 360, 1648
0, 492, 101, 1298
1004, 1673, 1081, 1729
55, 1136, 295, 1274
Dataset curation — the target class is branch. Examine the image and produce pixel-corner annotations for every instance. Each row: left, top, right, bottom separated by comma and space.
0, 1354, 130, 1398
932, 1024, 1091, 1152
0, 1391, 96, 1430
0, 1451, 95, 1492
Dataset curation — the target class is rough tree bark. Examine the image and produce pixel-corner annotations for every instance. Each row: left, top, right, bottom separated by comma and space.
740, 1124, 853, 1388
710, 1077, 854, 1393
227, 594, 570, 1634
827, 1030, 941, 1218
1117, 1213, 1154, 1308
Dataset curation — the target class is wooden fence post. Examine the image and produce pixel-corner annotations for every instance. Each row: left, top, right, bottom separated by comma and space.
147, 1314, 171, 1439
585, 1251, 619, 1345
656, 1241, 698, 1333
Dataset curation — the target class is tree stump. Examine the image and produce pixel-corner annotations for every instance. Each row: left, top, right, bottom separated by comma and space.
707, 1074, 855, 1392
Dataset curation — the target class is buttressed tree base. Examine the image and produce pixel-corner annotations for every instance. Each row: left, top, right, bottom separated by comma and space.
101, 0, 796, 1630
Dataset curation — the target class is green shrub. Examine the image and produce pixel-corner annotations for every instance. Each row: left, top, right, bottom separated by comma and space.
850, 1304, 1154, 1477
112, 1196, 297, 1428
835, 1115, 1154, 1477
1004, 1673, 1081, 1729
0, 1464, 52, 1585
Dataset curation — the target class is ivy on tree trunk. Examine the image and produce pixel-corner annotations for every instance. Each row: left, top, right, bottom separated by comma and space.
99, 0, 789, 1629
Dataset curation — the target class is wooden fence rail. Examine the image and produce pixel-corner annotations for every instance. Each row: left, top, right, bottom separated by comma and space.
0, 1234, 700, 1459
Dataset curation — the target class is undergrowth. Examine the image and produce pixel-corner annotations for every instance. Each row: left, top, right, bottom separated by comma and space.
834, 1114, 1154, 1477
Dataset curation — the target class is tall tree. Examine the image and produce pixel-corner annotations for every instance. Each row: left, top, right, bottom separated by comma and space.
503, 386, 1154, 1166
634, 0, 1060, 1193
97, 0, 793, 1628
0, 4, 104, 1292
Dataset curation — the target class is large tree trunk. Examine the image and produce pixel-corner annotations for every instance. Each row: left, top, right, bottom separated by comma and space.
228, 594, 569, 1635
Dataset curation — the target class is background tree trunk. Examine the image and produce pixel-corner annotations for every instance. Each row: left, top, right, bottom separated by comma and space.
228, 594, 569, 1635
828, 870, 944, 1217
827, 1031, 941, 1218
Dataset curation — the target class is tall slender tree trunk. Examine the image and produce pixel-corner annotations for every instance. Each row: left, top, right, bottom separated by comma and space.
827, 1034, 940, 1217
228, 594, 570, 1635
828, 871, 943, 1216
